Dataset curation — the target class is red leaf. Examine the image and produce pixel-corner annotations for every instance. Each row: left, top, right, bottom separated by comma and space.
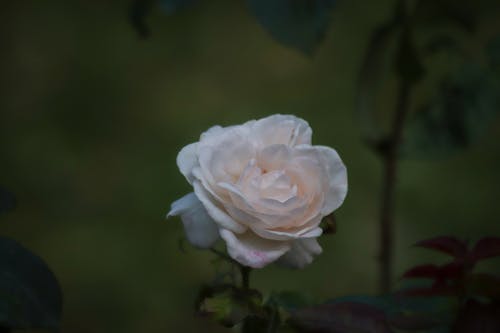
402, 262, 465, 282
415, 236, 468, 258
438, 261, 466, 279
471, 237, 500, 261
402, 264, 441, 279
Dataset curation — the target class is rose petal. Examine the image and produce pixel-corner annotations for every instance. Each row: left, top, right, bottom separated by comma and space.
198, 127, 256, 186
315, 146, 348, 215
167, 192, 220, 248
193, 180, 247, 234
199, 124, 253, 149
252, 223, 323, 241
218, 181, 307, 229
176, 143, 198, 184
219, 229, 291, 268
277, 238, 322, 269
257, 144, 291, 171
251, 114, 312, 147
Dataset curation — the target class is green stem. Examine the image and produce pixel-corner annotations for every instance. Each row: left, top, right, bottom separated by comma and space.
378, 78, 411, 293
210, 247, 252, 290
240, 265, 251, 290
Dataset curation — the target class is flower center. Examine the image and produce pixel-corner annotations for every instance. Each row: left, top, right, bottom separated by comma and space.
238, 159, 297, 203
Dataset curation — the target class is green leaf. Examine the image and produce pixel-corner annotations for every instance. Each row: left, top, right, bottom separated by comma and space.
402, 63, 500, 158
0, 237, 62, 331
246, 0, 336, 55
201, 291, 248, 327
197, 284, 263, 328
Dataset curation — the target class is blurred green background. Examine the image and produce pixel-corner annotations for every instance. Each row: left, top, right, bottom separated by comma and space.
1, 0, 500, 332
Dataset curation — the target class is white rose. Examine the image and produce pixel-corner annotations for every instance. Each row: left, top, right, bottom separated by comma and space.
168, 115, 347, 269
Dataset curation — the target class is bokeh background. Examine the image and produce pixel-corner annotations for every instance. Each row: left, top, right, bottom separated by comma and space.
1, 0, 500, 332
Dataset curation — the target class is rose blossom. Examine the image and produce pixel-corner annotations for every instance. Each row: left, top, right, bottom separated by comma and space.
168, 115, 347, 269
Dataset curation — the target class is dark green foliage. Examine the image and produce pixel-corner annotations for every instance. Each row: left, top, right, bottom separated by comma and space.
0, 188, 15, 215
0, 237, 62, 332
487, 35, 500, 75
196, 284, 263, 328
130, 0, 155, 37
161, 0, 198, 14
412, 0, 478, 32
402, 64, 500, 158
290, 299, 392, 333
130, 0, 198, 37
269, 291, 312, 312
290, 294, 454, 332
287, 235, 500, 332
246, 0, 336, 55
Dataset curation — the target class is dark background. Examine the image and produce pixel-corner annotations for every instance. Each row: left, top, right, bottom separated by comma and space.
1, 0, 499, 332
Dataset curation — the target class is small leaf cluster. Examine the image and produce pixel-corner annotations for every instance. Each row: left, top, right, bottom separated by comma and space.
289, 236, 500, 333
356, 0, 500, 158
135, 0, 500, 159
131, 0, 337, 55
401, 236, 500, 299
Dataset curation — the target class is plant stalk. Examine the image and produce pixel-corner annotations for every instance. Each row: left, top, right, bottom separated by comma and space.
378, 78, 411, 293
240, 265, 251, 290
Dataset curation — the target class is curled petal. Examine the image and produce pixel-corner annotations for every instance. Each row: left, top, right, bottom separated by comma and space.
252, 223, 323, 241
294, 145, 347, 215
167, 192, 219, 248
219, 229, 291, 268
193, 181, 247, 234
199, 124, 253, 149
251, 114, 312, 147
315, 146, 347, 215
277, 238, 322, 269
176, 143, 198, 184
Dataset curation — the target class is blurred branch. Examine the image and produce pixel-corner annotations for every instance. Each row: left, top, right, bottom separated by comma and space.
240, 266, 251, 290
210, 247, 238, 266
377, 0, 420, 293
378, 76, 412, 293
130, 0, 154, 38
